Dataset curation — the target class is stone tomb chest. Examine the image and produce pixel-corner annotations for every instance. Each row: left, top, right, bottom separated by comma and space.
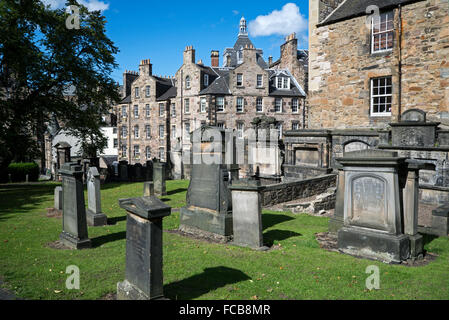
337, 150, 410, 263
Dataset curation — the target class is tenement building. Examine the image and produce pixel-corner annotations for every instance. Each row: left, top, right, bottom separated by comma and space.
115, 17, 308, 178
283, 0, 448, 229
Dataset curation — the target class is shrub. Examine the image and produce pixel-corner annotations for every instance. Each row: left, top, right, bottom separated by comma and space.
7, 162, 40, 182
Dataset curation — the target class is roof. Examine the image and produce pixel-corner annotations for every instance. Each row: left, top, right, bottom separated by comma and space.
320, 0, 426, 26
157, 86, 178, 101
120, 95, 131, 104
268, 69, 306, 97
199, 68, 231, 95
100, 155, 118, 166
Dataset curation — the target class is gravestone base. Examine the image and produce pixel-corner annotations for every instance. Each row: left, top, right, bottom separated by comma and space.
179, 207, 233, 243
328, 216, 344, 233
409, 234, 424, 258
117, 280, 164, 301
86, 210, 108, 227
59, 231, 91, 250
338, 227, 410, 264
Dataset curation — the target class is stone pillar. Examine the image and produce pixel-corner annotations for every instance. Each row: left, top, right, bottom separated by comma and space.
144, 182, 154, 197
59, 163, 91, 249
229, 179, 268, 250
54, 186, 63, 211
329, 166, 344, 233
117, 196, 171, 300
86, 167, 108, 227
153, 162, 167, 196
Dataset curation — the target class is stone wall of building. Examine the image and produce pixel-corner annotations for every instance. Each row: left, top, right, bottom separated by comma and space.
308, 0, 449, 130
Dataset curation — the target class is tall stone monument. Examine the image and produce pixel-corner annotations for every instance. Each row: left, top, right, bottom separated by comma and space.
153, 162, 167, 196
337, 150, 410, 263
179, 126, 238, 242
86, 167, 108, 227
59, 163, 91, 249
117, 196, 171, 300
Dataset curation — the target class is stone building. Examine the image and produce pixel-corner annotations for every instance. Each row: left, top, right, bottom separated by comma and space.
115, 17, 308, 178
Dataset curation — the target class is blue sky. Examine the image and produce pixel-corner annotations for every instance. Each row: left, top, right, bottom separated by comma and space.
44, 1, 310, 83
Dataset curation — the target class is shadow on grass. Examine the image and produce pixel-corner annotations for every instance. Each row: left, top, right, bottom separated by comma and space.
91, 231, 126, 248
166, 188, 188, 196
165, 266, 251, 300
263, 229, 302, 247
107, 216, 127, 225
262, 213, 295, 231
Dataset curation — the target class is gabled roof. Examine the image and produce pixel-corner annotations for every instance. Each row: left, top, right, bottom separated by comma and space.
268, 69, 306, 97
199, 68, 231, 95
319, 0, 426, 26
120, 95, 131, 104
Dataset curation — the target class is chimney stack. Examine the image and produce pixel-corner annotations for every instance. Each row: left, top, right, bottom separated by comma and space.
183, 46, 196, 65
268, 56, 273, 66
211, 50, 219, 67
139, 59, 152, 76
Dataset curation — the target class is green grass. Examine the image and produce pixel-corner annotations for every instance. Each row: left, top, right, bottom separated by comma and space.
1, 181, 449, 300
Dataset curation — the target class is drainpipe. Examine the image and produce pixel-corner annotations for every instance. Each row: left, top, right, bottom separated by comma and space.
397, 4, 403, 121
180, 69, 184, 179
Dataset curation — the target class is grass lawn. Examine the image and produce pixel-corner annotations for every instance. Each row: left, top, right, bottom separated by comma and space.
1, 181, 449, 300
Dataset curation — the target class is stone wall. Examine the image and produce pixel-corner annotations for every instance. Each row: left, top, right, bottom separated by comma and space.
260, 174, 337, 207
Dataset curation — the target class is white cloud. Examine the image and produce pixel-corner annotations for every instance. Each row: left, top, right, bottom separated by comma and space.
232, 10, 240, 15
248, 3, 307, 37
41, 0, 109, 12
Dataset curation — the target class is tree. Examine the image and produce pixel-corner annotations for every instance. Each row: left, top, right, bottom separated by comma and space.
0, 0, 120, 172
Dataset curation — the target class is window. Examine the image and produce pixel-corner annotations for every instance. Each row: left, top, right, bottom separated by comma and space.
200, 98, 207, 113
256, 97, 263, 113
113, 128, 117, 134
275, 98, 283, 113
292, 99, 299, 113
159, 103, 165, 117
159, 148, 165, 162
146, 147, 151, 159
204, 74, 209, 87
237, 49, 243, 63
133, 145, 140, 158
372, 11, 394, 53
185, 76, 191, 89
217, 122, 225, 129
283, 77, 289, 89
121, 145, 127, 157
216, 97, 224, 112
292, 122, 300, 131
145, 104, 150, 117
371, 76, 392, 116
134, 125, 139, 138
237, 74, 243, 87
172, 125, 176, 139
257, 75, 263, 87
113, 138, 118, 148
276, 77, 290, 89
121, 106, 127, 117
184, 98, 190, 114
135, 87, 139, 98
236, 97, 244, 113
171, 103, 176, 117
145, 125, 151, 139
133, 105, 139, 118
237, 122, 244, 139
159, 125, 165, 139
121, 126, 127, 138
145, 85, 151, 97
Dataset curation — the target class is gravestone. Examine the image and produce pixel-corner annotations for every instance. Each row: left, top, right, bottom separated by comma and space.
54, 186, 63, 211
59, 163, 91, 249
145, 160, 153, 181
117, 196, 171, 300
229, 179, 268, 250
337, 150, 410, 263
86, 167, 108, 227
144, 182, 154, 197
153, 162, 167, 196
119, 161, 128, 182
179, 126, 237, 242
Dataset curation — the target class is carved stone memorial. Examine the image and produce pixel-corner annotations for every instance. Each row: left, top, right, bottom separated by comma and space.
153, 162, 167, 196
117, 196, 171, 300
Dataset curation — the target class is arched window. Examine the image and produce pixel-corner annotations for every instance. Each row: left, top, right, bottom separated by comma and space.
185, 76, 191, 89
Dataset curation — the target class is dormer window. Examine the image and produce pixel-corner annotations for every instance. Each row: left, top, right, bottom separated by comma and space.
204, 74, 209, 87
371, 11, 394, 53
185, 76, 191, 89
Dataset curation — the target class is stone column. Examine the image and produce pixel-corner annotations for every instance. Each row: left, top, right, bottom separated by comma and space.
229, 180, 268, 250
59, 163, 91, 249
86, 167, 108, 227
153, 162, 167, 196
117, 196, 171, 300
144, 182, 154, 197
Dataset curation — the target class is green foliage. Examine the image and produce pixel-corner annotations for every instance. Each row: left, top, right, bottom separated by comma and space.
7, 162, 39, 182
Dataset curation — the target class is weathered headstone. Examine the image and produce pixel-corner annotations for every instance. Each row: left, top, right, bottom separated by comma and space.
432, 204, 449, 236
54, 186, 63, 211
144, 182, 154, 197
153, 162, 167, 196
86, 167, 108, 227
337, 150, 410, 263
117, 196, 171, 300
119, 161, 128, 182
229, 179, 268, 250
59, 163, 91, 249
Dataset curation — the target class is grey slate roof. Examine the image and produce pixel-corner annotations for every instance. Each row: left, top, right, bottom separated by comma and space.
199, 68, 231, 95
157, 86, 178, 101
320, 0, 426, 26
120, 95, 131, 104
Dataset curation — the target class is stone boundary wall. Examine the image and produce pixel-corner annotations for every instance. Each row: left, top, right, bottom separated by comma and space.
261, 174, 337, 207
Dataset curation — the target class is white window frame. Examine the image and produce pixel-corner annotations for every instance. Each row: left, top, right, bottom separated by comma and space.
292, 98, 299, 113
146, 147, 151, 159
236, 97, 244, 113
122, 145, 127, 157
145, 85, 151, 97
121, 126, 127, 138
216, 97, 224, 112
133, 105, 139, 118
184, 98, 190, 114
371, 11, 394, 54
159, 103, 165, 117
276, 123, 283, 138
185, 76, 191, 89
275, 98, 283, 113
171, 103, 176, 117
237, 74, 243, 87
237, 122, 244, 139
145, 104, 150, 118
133, 145, 140, 158
122, 106, 127, 118
134, 125, 139, 139
145, 125, 151, 139
159, 148, 165, 162
370, 77, 393, 117
200, 98, 207, 113
256, 97, 263, 113
135, 87, 140, 98
257, 75, 263, 87
159, 125, 165, 139
204, 74, 209, 87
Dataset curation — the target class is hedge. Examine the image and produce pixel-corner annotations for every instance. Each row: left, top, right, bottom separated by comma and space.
7, 162, 40, 182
